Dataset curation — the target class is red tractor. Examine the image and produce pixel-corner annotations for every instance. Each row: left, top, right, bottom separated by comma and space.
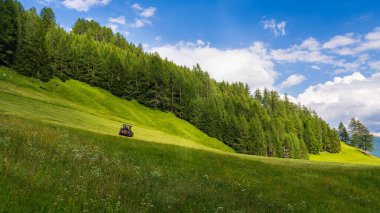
119, 124, 134, 137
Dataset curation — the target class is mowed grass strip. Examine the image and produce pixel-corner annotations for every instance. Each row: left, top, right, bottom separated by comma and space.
0, 115, 380, 212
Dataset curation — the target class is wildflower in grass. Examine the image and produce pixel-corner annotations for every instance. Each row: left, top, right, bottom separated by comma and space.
150, 170, 161, 177
90, 166, 102, 177
0, 124, 9, 132
216, 207, 224, 212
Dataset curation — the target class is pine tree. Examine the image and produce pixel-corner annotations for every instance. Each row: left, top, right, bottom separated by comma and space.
338, 122, 349, 143
349, 118, 374, 152
349, 118, 360, 147
14, 8, 41, 77
0, 0, 23, 66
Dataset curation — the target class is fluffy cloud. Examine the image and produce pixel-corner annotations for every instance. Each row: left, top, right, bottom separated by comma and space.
129, 18, 152, 28
311, 65, 320, 70
106, 23, 118, 32
108, 16, 126, 25
261, 19, 286, 37
132, 3, 157, 18
38, 0, 55, 5
323, 33, 357, 49
279, 74, 306, 89
368, 61, 380, 72
271, 41, 332, 64
364, 28, 380, 41
270, 37, 363, 74
298, 72, 380, 131
147, 41, 277, 90
299, 38, 321, 51
62, 0, 110, 12
330, 28, 380, 55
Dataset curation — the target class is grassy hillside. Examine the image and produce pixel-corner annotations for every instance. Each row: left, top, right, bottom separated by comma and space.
1, 67, 379, 165
0, 67, 233, 153
310, 142, 380, 165
1, 115, 380, 212
1, 67, 380, 211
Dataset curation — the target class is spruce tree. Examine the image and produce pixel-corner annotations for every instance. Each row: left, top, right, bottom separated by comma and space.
338, 122, 349, 143
0, 0, 23, 66
348, 118, 374, 152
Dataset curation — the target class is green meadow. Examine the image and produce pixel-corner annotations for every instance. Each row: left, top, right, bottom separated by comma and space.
2, 115, 380, 212
1, 67, 380, 212
0, 67, 232, 153
310, 142, 380, 165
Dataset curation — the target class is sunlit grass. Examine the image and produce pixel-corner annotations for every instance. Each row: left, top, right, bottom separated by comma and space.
1, 67, 380, 211
1, 67, 380, 165
310, 142, 380, 165
0, 67, 233, 153
1, 115, 380, 212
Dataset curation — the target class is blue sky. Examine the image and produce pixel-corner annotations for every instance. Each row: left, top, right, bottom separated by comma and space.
20, 0, 380, 134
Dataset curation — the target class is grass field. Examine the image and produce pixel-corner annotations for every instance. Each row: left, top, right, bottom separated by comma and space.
1, 67, 379, 165
1, 115, 380, 212
1, 67, 380, 211
0, 67, 233, 153
310, 142, 380, 165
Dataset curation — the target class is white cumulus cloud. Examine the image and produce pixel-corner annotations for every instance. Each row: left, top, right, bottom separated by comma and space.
279, 74, 307, 90
297, 72, 380, 132
62, 0, 111, 12
108, 16, 126, 25
132, 3, 157, 18
106, 23, 118, 32
323, 33, 357, 49
129, 18, 151, 28
147, 41, 277, 90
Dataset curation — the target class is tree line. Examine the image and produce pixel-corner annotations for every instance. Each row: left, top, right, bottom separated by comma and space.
0, 0, 341, 158
338, 119, 375, 152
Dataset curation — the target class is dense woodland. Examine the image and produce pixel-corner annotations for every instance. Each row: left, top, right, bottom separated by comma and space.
0, 0, 341, 159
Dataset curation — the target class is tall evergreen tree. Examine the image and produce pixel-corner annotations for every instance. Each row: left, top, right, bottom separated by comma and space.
0, 0, 23, 66
338, 122, 349, 143
349, 118, 374, 152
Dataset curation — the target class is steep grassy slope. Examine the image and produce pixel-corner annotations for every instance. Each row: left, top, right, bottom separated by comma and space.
0, 67, 233, 152
1, 67, 380, 211
1, 67, 380, 165
310, 142, 380, 165
1, 115, 380, 212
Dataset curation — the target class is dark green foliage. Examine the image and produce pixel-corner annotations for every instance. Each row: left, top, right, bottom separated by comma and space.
338, 122, 349, 143
0, 0, 22, 66
0, 0, 341, 158
348, 118, 374, 152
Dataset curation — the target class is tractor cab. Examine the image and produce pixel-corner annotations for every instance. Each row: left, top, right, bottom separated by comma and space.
119, 124, 134, 137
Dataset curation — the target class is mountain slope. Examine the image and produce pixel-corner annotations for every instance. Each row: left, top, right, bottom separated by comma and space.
0, 67, 233, 153
310, 142, 380, 165
1, 114, 380, 212
1, 67, 380, 165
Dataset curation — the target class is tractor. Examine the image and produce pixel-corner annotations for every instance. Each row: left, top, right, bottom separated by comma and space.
119, 124, 134, 137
